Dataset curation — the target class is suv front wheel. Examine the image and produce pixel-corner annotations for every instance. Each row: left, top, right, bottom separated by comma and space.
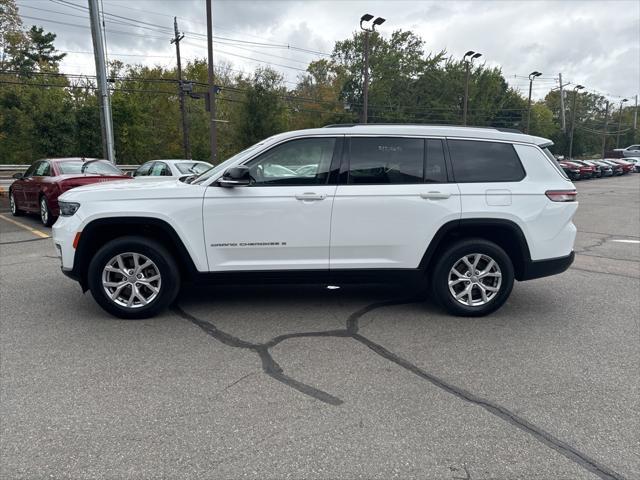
431, 238, 514, 317
87, 236, 181, 319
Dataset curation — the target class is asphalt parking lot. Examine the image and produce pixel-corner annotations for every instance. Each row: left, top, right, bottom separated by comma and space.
1, 176, 638, 480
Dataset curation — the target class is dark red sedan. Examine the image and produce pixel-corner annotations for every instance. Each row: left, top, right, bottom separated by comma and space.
9, 158, 131, 226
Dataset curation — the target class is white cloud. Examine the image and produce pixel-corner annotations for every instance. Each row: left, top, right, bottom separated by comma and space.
15, 0, 639, 101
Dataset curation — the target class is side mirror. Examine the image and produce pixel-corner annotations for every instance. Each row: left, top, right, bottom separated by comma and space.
179, 174, 196, 184
12, 172, 23, 179
219, 166, 251, 187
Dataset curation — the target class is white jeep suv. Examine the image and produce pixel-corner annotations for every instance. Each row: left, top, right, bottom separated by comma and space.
52, 125, 577, 319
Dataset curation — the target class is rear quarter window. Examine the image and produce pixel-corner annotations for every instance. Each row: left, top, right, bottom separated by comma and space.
447, 139, 525, 183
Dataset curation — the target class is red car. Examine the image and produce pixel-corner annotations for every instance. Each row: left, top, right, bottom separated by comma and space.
560, 160, 594, 179
606, 158, 635, 174
9, 158, 131, 226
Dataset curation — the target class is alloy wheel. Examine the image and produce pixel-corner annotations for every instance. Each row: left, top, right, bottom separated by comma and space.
448, 253, 502, 307
10, 193, 16, 214
101, 252, 162, 309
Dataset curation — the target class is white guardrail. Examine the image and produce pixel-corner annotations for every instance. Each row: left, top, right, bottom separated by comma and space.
0, 164, 138, 196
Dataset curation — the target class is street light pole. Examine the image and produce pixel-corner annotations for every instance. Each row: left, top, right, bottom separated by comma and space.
616, 98, 628, 148
462, 51, 482, 126
359, 14, 385, 124
568, 85, 584, 160
526, 71, 542, 134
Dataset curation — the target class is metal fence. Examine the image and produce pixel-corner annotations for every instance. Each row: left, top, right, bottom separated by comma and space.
0, 164, 138, 196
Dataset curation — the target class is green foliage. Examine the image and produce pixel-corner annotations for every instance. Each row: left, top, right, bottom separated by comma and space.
1, 0, 638, 165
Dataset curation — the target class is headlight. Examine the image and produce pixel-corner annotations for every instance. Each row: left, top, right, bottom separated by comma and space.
59, 201, 80, 216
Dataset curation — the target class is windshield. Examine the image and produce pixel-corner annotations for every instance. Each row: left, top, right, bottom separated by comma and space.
175, 162, 212, 175
192, 142, 266, 185
58, 160, 123, 175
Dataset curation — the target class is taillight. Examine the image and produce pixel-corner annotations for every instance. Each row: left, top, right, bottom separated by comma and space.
546, 190, 577, 202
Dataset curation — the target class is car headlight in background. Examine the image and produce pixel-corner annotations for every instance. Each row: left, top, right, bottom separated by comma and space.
59, 201, 80, 216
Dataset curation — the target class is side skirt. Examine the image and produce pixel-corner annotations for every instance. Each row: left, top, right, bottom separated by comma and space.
192, 269, 425, 286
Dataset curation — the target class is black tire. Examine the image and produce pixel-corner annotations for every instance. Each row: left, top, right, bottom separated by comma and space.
39, 195, 55, 227
9, 191, 24, 216
430, 238, 514, 317
87, 236, 181, 319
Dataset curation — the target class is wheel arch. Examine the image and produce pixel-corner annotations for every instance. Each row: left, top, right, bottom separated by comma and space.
73, 217, 198, 290
419, 219, 532, 281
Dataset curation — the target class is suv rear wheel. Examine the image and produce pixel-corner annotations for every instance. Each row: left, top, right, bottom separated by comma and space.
431, 238, 514, 316
87, 236, 180, 319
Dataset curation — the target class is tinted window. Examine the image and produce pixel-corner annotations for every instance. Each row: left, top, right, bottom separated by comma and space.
58, 160, 122, 175
448, 140, 525, 182
348, 137, 423, 184
246, 137, 337, 186
134, 163, 153, 176
425, 139, 447, 183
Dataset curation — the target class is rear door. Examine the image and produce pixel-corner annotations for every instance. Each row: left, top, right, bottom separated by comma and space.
203, 136, 341, 271
329, 136, 461, 270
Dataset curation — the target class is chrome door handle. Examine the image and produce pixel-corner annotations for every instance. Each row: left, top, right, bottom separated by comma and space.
420, 191, 451, 200
295, 193, 326, 201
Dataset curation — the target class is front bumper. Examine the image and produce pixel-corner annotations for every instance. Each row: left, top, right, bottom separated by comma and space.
520, 251, 575, 281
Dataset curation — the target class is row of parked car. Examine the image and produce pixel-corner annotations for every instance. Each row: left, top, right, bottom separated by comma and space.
8, 158, 210, 226
558, 158, 640, 180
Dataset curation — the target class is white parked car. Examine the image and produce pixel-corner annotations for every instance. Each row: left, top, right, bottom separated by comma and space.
52, 125, 578, 319
613, 145, 640, 158
132, 159, 212, 179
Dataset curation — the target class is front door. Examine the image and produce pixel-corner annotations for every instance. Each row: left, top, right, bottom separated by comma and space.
23, 161, 50, 210
203, 136, 341, 271
330, 137, 461, 270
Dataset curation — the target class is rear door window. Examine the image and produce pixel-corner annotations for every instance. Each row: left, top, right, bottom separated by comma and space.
348, 137, 423, 184
448, 140, 525, 182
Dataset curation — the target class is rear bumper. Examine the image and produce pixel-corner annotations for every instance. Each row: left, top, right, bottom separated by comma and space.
520, 251, 574, 281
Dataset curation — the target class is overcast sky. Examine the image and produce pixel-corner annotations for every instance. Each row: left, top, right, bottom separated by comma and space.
15, 0, 640, 102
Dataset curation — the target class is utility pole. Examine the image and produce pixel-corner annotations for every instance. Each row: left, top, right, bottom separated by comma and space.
359, 14, 385, 124
601, 100, 609, 159
633, 94, 638, 142
616, 98, 629, 148
205, 0, 217, 162
558, 73, 566, 132
462, 51, 482, 126
526, 71, 542, 134
568, 84, 584, 160
88, 0, 115, 163
172, 17, 191, 159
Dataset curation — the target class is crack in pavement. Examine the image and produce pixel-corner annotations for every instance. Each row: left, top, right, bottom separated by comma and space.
172, 300, 626, 480
0, 236, 50, 245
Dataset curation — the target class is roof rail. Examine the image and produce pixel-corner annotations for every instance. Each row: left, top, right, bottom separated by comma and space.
322, 123, 524, 134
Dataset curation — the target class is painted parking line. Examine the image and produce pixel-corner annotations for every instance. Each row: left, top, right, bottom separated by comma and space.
0, 214, 50, 239
611, 239, 640, 244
